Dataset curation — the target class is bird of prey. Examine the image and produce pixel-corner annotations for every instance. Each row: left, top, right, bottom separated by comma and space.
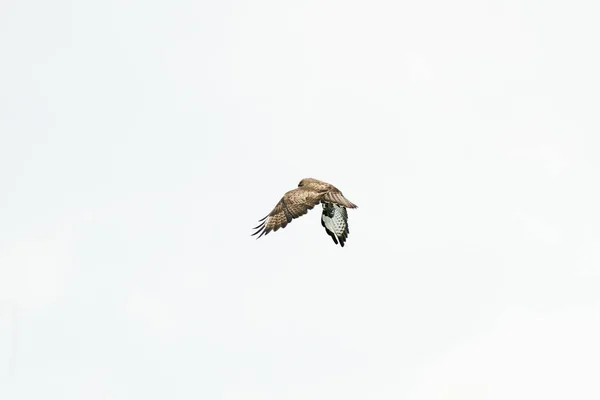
252, 178, 358, 247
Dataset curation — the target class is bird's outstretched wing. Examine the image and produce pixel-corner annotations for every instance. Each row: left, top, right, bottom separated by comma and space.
322, 191, 358, 209
252, 188, 322, 238
321, 203, 349, 247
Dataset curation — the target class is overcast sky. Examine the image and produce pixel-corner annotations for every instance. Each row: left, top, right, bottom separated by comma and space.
1, 0, 599, 399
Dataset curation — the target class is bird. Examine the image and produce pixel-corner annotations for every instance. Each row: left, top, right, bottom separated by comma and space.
252, 178, 358, 247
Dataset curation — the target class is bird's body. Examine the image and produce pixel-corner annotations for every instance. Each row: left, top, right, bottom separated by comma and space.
252, 178, 357, 247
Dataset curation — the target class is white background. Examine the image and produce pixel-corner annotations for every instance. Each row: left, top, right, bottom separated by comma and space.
1, 0, 599, 399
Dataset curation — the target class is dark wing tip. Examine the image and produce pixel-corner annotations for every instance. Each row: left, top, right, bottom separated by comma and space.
329, 232, 339, 245
251, 218, 269, 238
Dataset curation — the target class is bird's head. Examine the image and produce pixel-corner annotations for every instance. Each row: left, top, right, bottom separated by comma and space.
298, 178, 316, 187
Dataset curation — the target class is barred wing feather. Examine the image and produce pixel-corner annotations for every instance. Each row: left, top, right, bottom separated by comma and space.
321, 203, 349, 247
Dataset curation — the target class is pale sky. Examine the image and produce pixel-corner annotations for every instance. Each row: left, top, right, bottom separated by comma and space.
1, 0, 599, 399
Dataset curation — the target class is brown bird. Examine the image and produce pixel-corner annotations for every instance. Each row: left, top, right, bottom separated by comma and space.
252, 178, 358, 247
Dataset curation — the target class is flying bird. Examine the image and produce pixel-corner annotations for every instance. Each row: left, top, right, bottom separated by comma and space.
252, 178, 358, 247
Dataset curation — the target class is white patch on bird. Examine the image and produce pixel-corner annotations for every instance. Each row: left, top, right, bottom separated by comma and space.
330, 205, 347, 235
323, 214, 336, 233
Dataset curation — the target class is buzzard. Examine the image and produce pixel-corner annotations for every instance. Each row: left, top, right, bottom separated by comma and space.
252, 178, 358, 247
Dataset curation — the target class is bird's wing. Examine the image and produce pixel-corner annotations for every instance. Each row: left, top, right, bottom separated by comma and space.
321, 203, 349, 247
252, 188, 322, 238
322, 190, 357, 209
